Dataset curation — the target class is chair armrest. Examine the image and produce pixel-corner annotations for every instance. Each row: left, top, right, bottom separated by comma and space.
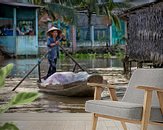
87, 75, 105, 100
87, 83, 107, 88
137, 86, 163, 115
87, 75, 106, 89
87, 82, 118, 101
137, 86, 163, 92
87, 75, 119, 101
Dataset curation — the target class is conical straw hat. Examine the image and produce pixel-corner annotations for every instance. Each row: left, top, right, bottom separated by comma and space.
46, 26, 62, 36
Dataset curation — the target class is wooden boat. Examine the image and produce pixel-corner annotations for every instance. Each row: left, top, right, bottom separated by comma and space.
38, 73, 101, 97
38, 80, 95, 97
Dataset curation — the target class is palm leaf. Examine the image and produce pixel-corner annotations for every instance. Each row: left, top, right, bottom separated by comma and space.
10, 92, 40, 106
47, 3, 77, 24
0, 123, 19, 130
0, 64, 14, 88
110, 13, 121, 31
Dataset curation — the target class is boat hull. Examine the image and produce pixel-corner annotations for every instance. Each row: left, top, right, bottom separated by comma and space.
38, 81, 95, 97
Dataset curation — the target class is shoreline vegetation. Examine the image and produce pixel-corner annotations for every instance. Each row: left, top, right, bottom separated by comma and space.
1, 43, 125, 60
59, 52, 124, 60
1, 51, 124, 61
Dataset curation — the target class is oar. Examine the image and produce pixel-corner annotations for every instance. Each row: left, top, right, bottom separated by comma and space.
12, 52, 48, 91
12, 37, 63, 91
12, 37, 87, 91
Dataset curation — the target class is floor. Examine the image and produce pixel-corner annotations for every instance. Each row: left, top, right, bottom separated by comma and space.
0, 113, 126, 130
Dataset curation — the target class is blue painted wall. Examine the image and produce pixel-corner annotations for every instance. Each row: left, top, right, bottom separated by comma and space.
111, 19, 126, 45
16, 36, 38, 55
0, 36, 16, 54
0, 4, 38, 56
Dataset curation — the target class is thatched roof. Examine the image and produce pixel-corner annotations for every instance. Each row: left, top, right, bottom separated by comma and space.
123, 1, 163, 64
120, 0, 161, 18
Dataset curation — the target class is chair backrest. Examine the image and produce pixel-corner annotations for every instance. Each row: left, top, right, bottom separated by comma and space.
122, 68, 163, 107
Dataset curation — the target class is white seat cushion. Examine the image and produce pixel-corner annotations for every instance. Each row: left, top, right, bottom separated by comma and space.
85, 100, 163, 122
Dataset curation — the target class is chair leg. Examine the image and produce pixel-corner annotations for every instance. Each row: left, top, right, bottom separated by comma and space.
141, 90, 152, 130
92, 113, 98, 130
121, 121, 127, 130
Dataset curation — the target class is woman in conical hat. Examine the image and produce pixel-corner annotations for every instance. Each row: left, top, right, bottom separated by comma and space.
44, 26, 66, 80
46, 26, 62, 36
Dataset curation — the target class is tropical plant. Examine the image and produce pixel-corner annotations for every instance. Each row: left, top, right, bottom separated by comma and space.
116, 51, 125, 59
0, 64, 40, 130
26, 0, 131, 29
52, 0, 131, 41
27, 0, 43, 5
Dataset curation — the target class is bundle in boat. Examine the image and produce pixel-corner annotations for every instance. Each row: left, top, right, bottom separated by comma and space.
38, 72, 95, 97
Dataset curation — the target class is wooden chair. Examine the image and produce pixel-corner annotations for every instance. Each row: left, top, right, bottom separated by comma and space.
85, 69, 163, 130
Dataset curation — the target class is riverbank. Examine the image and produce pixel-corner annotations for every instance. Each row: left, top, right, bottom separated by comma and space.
0, 68, 129, 113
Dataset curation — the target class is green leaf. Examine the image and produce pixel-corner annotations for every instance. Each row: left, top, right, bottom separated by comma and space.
10, 92, 40, 106
0, 103, 12, 114
0, 64, 14, 88
111, 13, 121, 31
108, 0, 116, 11
0, 123, 19, 130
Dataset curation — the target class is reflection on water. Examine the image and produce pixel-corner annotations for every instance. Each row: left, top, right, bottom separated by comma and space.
0, 58, 39, 78
41, 94, 93, 113
0, 57, 126, 113
0, 57, 123, 77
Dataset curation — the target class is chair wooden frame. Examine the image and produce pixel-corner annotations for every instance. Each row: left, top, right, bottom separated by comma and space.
87, 82, 163, 130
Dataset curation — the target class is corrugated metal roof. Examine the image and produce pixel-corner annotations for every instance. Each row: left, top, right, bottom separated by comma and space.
0, 1, 40, 8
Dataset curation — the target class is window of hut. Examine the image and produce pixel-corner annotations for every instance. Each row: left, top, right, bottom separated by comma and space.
0, 5, 13, 36
94, 28, 109, 42
16, 7, 35, 36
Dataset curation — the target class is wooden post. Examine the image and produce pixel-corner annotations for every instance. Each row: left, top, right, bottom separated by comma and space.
13, 8, 16, 36
35, 8, 38, 55
91, 25, 94, 47
13, 7, 17, 57
110, 25, 113, 45
71, 25, 76, 53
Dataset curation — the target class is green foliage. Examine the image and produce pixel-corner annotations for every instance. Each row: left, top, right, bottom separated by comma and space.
102, 0, 121, 31
47, 3, 76, 24
111, 14, 121, 31
0, 64, 14, 88
0, 102, 11, 114
115, 51, 125, 60
27, 0, 42, 5
67, 53, 112, 59
74, 53, 90, 59
0, 123, 19, 130
59, 53, 65, 59
104, 52, 111, 58
88, 53, 96, 59
10, 92, 40, 106
0, 64, 40, 130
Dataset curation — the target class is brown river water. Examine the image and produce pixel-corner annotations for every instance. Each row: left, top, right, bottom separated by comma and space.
0, 58, 128, 113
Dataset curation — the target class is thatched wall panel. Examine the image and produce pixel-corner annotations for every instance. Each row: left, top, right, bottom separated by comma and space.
127, 2, 163, 63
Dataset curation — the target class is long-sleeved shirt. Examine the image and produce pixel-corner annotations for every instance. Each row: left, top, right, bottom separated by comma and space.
47, 36, 60, 61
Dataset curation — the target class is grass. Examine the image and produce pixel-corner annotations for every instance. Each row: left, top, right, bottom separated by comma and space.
59, 52, 113, 59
